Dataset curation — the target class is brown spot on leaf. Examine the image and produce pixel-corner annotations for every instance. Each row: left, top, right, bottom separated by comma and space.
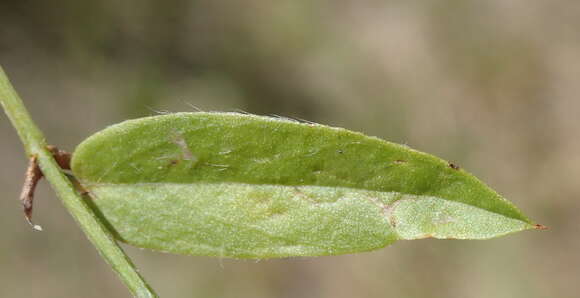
448, 162, 460, 170
394, 159, 407, 164
171, 133, 197, 162
383, 199, 406, 228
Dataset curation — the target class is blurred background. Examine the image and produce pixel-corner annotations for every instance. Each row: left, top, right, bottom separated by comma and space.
0, 1, 578, 297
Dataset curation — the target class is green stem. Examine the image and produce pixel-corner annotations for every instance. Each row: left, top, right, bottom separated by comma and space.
0, 65, 158, 298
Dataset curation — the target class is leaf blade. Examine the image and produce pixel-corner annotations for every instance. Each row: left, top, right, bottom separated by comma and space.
71, 112, 536, 258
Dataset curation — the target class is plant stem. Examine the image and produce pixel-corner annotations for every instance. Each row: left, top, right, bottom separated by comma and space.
0, 65, 158, 298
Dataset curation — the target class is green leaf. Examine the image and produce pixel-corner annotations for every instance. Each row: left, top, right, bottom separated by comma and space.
71, 112, 537, 258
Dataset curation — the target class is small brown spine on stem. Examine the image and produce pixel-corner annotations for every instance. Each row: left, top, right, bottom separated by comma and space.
19, 146, 71, 231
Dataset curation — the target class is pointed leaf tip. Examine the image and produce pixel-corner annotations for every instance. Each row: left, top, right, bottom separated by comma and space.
534, 224, 548, 230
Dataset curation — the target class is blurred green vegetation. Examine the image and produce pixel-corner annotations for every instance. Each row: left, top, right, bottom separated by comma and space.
1, 1, 578, 297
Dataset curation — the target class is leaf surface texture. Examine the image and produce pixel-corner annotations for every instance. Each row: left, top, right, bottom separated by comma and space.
71, 113, 534, 258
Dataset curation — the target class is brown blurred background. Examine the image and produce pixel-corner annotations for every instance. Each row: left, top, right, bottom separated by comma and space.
1, 1, 578, 297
